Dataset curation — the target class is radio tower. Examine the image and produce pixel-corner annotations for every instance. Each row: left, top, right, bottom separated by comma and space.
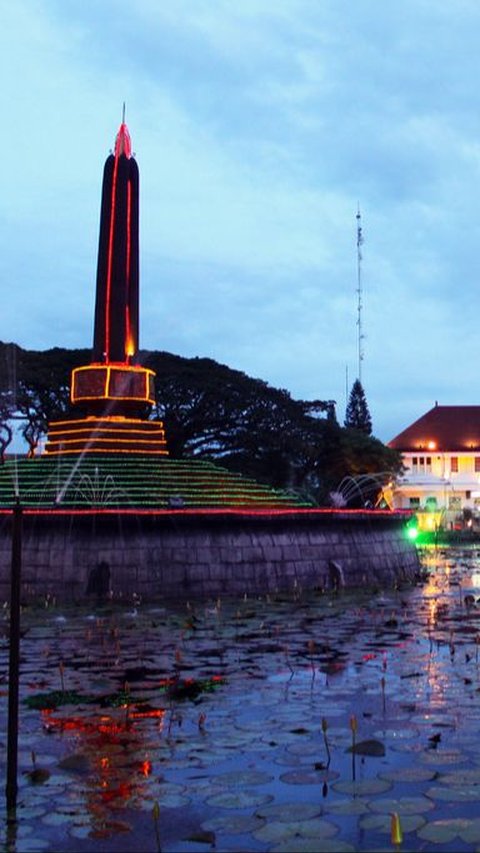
356, 206, 365, 382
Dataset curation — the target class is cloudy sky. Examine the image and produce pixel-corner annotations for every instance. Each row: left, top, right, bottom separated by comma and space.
1, 0, 479, 442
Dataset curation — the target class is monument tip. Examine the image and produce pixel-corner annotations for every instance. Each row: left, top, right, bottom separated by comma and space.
114, 106, 131, 158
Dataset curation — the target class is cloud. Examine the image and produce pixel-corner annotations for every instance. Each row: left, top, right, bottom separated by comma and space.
2, 0, 480, 442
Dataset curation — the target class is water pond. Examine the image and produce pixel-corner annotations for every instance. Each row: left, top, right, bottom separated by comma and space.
2, 547, 480, 852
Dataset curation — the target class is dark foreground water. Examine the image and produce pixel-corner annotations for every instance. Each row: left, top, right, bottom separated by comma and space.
2, 548, 480, 852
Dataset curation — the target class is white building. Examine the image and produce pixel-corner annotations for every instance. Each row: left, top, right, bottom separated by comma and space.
388, 404, 480, 530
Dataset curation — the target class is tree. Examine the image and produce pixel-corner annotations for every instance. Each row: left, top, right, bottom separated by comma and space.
344, 379, 372, 435
0, 343, 89, 456
145, 350, 336, 466
0, 341, 402, 506
16, 347, 89, 455
0, 394, 14, 462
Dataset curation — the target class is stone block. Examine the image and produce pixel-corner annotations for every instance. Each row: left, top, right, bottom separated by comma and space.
281, 544, 302, 559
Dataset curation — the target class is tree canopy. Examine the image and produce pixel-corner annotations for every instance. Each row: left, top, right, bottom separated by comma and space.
344, 378, 373, 435
0, 342, 90, 457
0, 342, 402, 503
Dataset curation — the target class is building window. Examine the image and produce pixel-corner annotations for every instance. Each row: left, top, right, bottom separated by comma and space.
449, 496, 461, 510
466, 491, 471, 499
410, 455, 432, 474
475, 457, 480, 472
451, 457, 458, 473
409, 497, 420, 508
426, 496, 437, 509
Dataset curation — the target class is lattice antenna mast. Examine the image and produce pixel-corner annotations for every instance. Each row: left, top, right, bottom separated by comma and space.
356, 206, 365, 382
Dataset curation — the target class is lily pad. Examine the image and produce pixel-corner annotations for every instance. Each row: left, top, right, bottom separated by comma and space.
18, 751, 58, 767
458, 819, 480, 844
234, 718, 273, 731
378, 766, 436, 783
212, 769, 273, 786
58, 753, 90, 773
23, 767, 51, 785
417, 817, 480, 844
425, 785, 480, 802
14, 806, 48, 820
359, 812, 426, 833
287, 740, 327, 757
325, 798, 370, 816
255, 803, 323, 821
184, 830, 216, 845
435, 767, 480, 785
42, 812, 77, 826
420, 749, 466, 765
206, 790, 274, 809
7, 839, 51, 852
346, 738, 385, 756
271, 842, 355, 853
24, 690, 89, 710
366, 796, 435, 815
372, 726, 419, 740
332, 778, 392, 796
389, 739, 429, 753
88, 819, 132, 839
280, 769, 339, 785
253, 817, 339, 844
202, 814, 265, 834
69, 824, 98, 840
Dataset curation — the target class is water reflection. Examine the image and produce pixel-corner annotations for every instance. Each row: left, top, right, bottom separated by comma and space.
6, 552, 480, 851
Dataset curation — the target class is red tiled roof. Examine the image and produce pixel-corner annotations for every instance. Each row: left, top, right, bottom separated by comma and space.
388, 405, 480, 452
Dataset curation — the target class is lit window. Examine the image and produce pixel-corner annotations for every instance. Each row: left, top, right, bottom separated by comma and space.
475, 457, 480, 472
451, 457, 458, 473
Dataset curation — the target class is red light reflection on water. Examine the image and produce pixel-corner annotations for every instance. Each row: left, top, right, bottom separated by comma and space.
39, 705, 165, 836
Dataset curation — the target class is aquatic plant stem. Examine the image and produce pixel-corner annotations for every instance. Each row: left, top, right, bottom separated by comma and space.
284, 645, 294, 677
350, 714, 357, 781
152, 801, 162, 852
321, 717, 331, 767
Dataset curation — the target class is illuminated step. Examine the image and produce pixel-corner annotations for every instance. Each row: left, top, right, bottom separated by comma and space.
44, 416, 168, 456
0, 455, 311, 509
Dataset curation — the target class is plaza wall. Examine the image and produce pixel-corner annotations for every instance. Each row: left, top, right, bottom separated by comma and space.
0, 510, 420, 603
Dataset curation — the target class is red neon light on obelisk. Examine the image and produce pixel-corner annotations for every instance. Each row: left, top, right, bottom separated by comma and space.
69, 111, 157, 420
44, 114, 168, 455
93, 108, 139, 364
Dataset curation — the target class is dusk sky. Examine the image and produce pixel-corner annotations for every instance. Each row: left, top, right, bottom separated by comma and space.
2, 0, 479, 443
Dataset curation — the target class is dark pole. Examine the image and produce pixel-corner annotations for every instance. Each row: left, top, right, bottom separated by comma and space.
6, 498, 22, 813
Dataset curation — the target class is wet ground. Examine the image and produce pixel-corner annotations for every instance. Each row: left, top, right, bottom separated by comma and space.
2, 547, 480, 851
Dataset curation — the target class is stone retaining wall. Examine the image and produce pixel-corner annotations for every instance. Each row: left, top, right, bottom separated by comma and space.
0, 511, 420, 603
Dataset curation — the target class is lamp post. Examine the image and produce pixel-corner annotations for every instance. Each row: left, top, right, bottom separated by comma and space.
6, 497, 22, 814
